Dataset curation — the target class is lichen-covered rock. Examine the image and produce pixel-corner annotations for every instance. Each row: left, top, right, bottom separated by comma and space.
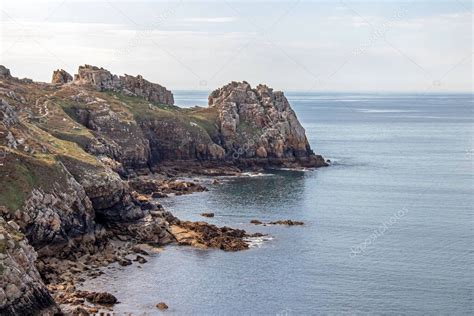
73, 65, 174, 105
51, 69, 72, 84
0, 218, 60, 315
208, 81, 319, 160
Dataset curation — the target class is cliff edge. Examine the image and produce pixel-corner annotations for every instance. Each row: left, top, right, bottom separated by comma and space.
0, 65, 326, 314
208, 81, 325, 167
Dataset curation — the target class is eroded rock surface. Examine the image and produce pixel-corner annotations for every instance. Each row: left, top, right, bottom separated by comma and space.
73, 65, 174, 105
0, 218, 60, 315
209, 81, 324, 166
52, 69, 73, 84
170, 220, 264, 251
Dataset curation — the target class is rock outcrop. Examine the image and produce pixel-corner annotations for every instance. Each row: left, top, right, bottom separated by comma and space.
51, 69, 72, 84
73, 65, 174, 105
0, 218, 60, 315
170, 220, 264, 251
208, 81, 319, 161
0, 65, 12, 79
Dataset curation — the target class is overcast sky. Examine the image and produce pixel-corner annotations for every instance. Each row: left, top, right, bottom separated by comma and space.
0, 0, 472, 92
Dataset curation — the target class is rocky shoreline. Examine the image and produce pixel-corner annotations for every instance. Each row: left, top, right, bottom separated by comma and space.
0, 64, 327, 314
41, 175, 279, 314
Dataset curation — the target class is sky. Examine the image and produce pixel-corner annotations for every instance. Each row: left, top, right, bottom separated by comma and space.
0, 0, 472, 92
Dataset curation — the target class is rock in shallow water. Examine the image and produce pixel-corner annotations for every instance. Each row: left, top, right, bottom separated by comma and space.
269, 220, 304, 226
250, 219, 304, 226
200, 212, 215, 217
156, 302, 168, 310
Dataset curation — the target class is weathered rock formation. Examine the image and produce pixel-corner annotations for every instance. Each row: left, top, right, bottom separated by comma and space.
209, 81, 318, 161
0, 218, 60, 315
0, 65, 12, 79
51, 69, 73, 84
73, 65, 174, 105
170, 220, 264, 251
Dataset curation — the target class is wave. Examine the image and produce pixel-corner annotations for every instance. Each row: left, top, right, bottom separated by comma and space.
239, 172, 275, 177
244, 235, 274, 248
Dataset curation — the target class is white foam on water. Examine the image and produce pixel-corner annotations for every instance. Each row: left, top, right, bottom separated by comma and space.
245, 235, 274, 248
239, 172, 274, 177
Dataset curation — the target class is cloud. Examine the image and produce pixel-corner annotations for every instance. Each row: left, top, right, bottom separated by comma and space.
180, 17, 238, 23
0, 1, 471, 91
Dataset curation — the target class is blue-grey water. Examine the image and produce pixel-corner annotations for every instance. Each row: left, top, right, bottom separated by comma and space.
83, 92, 473, 314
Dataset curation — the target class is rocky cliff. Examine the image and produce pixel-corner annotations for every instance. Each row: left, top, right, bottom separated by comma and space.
73, 65, 174, 105
53, 66, 324, 170
209, 81, 321, 164
0, 65, 326, 314
0, 218, 60, 315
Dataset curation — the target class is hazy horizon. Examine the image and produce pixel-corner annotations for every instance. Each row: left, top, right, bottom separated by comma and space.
1, 0, 472, 92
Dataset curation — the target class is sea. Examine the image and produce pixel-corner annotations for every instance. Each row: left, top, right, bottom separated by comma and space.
82, 91, 473, 315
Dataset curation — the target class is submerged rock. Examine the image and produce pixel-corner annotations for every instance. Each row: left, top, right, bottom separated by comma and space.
269, 220, 304, 226
200, 212, 215, 218
251, 219, 304, 226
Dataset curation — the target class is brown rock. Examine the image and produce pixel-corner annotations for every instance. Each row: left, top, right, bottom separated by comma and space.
90, 292, 117, 305
156, 302, 168, 310
51, 69, 73, 84
170, 221, 262, 251
256, 146, 267, 158
250, 219, 263, 225
208, 143, 225, 159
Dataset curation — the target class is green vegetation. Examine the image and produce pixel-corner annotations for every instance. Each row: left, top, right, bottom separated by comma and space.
0, 232, 7, 254
0, 155, 39, 211
105, 91, 180, 121
186, 107, 220, 137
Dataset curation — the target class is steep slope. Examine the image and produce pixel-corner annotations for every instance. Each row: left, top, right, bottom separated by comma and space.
208, 81, 324, 166
0, 65, 326, 313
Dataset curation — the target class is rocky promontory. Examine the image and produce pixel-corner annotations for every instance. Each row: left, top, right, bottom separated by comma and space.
0, 65, 326, 314
209, 81, 316, 160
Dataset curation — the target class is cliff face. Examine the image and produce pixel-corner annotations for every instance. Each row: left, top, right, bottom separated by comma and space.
209, 81, 315, 160
0, 218, 60, 315
0, 65, 326, 313
49, 66, 324, 170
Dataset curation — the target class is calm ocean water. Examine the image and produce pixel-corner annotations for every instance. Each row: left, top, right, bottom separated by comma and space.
83, 92, 473, 314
